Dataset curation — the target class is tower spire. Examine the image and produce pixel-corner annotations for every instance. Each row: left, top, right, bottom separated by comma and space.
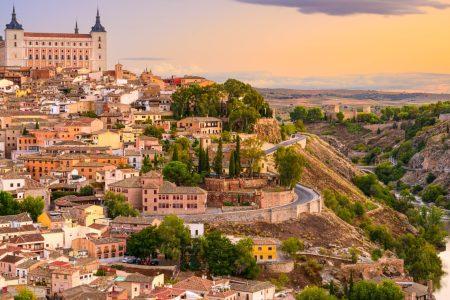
74, 20, 79, 34
91, 7, 106, 32
6, 5, 23, 30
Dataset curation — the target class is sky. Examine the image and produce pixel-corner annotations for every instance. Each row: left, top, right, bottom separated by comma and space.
1, 0, 450, 92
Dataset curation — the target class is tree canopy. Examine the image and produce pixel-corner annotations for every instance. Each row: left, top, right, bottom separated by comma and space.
162, 161, 201, 186
104, 192, 139, 219
170, 79, 272, 133
274, 147, 305, 189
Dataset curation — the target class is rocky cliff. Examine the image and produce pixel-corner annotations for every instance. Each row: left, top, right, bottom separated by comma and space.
253, 118, 282, 143
403, 120, 450, 192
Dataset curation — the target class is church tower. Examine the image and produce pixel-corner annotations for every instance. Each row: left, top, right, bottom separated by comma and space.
4, 6, 25, 67
90, 8, 107, 72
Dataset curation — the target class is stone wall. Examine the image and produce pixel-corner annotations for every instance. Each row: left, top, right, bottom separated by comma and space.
207, 191, 258, 208
181, 194, 323, 224
261, 260, 295, 273
259, 189, 294, 209
204, 177, 267, 192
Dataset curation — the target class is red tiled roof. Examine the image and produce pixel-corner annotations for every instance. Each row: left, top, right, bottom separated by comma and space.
24, 32, 91, 39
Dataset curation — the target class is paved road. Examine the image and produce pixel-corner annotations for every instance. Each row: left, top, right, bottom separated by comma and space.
264, 135, 307, 155
295, 184, 320, 205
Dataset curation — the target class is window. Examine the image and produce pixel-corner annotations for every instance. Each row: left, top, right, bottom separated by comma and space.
14, 34, 17, 40
98, 37, 102, 42
14, 42, 17, 47
29, 54, 32, 59
98, 44, 102, 49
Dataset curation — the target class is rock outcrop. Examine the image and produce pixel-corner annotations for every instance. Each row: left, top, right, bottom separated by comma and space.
253, 118, 282, 143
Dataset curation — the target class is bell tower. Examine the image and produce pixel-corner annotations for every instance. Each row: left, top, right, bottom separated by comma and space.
90, 8, 107, 72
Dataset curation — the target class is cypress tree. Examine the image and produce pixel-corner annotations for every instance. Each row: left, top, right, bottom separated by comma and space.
213, 139, 223, 176
198, 148, 205, 173
172, 146, 179, 161
153, 153, 158, 170
205, 148, 210, 175
229, 150, 236, 178
235, 135, 241, 175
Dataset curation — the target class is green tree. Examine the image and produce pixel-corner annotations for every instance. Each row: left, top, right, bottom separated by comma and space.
426, 173, 437, 184
141, 155, 152, 174
290, 106, 308, 122
336, 112, 345, 123
229, 106, 260, 133
14, 288, 36, 300
126, 226, 160, 259
172, 146, 179, 161
234, 238, 260, 279
375, 162, 405, 185
229, 150, 236, 178
0, 191, 20, 216
104, 192, 139, 219
281, 237, 304, 258
143, 125, 164, 139
275, 147, 305, 188
80, 111, 98, 118
79, 185, 95, 196
205, 149, 211, 175
19, 196, 44, 222
235, 136, 241, 175
414, 206, 447, 248
349, 280, 403, 300
157, 215, 192, 264
395, 234, 443, 283
163, 161, 201, 186
213, 139, 223, 176
35, 121, 39, 129
241, 138, 265, 177
296, 286, 337, 300
204, 231, 237, 276
422, 184, 446, 203
306, 107, 324, 122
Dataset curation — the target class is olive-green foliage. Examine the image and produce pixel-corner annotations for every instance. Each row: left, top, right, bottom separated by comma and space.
375, 162, 405, 184
348, 280, 403, 300
421, 184, 446, 203
323, 190, 365, 223
296, 286, 337, 300
104, 191, 139, 219
274, 147, 305, 189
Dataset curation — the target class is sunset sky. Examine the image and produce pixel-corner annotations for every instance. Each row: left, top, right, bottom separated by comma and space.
2, 0, 450, 91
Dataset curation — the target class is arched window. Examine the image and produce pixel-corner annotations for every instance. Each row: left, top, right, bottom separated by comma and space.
98, 37, 101, 42
98, 44, 101, 49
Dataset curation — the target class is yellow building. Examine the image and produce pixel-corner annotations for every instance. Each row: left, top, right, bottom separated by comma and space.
37, 211, 73, 230
72, 205, 105, 227
15, 88, 31, 97
252, 238, 277, 262
92, 130, 122, 149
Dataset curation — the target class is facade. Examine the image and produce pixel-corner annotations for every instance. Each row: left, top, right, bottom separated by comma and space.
0, 7, 107, 72
71, 237, 126, 262
108, 171, 208, 215
177, 117, 222, 135
252, 238, 277, 262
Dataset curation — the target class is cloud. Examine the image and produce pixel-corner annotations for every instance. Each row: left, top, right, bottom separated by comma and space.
235, 0, 449, 15
206, 71, 450, 92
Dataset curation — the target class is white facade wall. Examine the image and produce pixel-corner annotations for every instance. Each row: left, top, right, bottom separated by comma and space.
42, 231, 64, 250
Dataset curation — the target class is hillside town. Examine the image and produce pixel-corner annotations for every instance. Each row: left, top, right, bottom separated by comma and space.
0, 5, 449, 300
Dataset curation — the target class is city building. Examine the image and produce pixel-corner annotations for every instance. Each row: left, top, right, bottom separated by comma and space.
0, 7, 107, 72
